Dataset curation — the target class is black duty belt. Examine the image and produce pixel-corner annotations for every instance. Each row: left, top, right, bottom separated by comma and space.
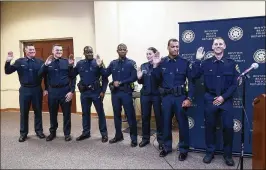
49, 84, 69, 88
159, 85, 185, 96
21, 84, 40, 88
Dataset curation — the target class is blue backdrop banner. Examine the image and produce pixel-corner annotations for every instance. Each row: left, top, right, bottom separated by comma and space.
178, 16, 265, 155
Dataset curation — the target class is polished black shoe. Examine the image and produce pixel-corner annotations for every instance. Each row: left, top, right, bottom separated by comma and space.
36, 133, 45, 139
18, 136, 27, 142
178, 153, 188, 161
109, 137, 124, 144
139, 140, 150, 147
159, 144, 164, 150
65, 135, 72, 142
46, 134, 56, 141
76, 134, 90, 141
131, 141, 138, 147
223, 156, 235, 166
102, 136, 108, 143
159, 150, 172, 157
203, 154, 214, 164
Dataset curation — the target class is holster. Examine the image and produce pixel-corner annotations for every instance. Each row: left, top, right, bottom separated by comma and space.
109, 81, 133, 92
109, 82, 115, 92
78, 81, 101, 93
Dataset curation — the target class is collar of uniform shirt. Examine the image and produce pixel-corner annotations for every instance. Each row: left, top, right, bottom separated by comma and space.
213, 57, 224, 63
166, 56, 177, 62
25, 56, 35, 61
53, 57, 60, 61
118, 57, 126, 62
85, 58, 93, 62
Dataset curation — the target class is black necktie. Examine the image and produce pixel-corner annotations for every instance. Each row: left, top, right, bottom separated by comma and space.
28, 59, 34, 84
215, 61, 222, 96
55, 59, 60, 70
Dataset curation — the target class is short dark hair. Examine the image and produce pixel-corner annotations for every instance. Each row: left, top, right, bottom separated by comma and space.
147, 47, 158, 54
53, 44, 63, 49
24, 43, 34, 49
117, 43, 127, 49
167, 38, 179, 46
213, 37, 225, 42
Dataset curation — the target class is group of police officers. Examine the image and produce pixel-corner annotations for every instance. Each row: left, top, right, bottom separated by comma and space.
5, 37, 239, 166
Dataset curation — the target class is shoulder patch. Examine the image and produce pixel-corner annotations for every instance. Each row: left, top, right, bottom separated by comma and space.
235, 64, 240, 73
134, 63, 137, 70
189, 63, 192, 70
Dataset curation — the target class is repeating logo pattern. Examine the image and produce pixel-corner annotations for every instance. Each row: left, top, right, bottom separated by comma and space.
182, 30, 195, 43
253, 49, 265, 63
233, 119, 242, 132
228, 26, 243, 41
188, 116, 195, 129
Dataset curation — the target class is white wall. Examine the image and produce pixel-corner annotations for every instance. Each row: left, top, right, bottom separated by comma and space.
107, 1, 265, 66
1, 1, 265, 116
1, 1, 95, 111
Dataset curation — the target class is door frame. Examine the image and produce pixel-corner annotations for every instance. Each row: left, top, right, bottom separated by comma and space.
19, 37, 77, 113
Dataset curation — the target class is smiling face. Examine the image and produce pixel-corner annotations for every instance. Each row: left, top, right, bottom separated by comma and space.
24, 45, 36, 58
146, 49, 155, 62
212, 38, 226, 55
83, 46, 94, 59
52, 44, 63, 58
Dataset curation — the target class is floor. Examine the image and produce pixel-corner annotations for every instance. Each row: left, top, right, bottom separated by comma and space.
1, 112, 251, 169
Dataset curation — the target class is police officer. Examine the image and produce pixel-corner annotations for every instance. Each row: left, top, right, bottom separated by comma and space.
38, 44, 76, 142
152, 38, 194, 160
97, 43, 138, 147
192, 37, 238, 166
5, 44, 46, 142
71, 46, 108, 143
137, 47, 163, 150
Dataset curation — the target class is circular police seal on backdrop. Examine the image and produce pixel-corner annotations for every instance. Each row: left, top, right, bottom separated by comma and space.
188, 117, 195, 129
228, 26, 243, 41
233, 119, 242, 132
182, 30, 195, 43
253, 49, 265, 63
204, 51, 214, 60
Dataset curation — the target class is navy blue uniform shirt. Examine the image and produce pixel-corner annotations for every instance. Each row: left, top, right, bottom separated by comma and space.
5, 57, 47, 88
72, 58, 108, 93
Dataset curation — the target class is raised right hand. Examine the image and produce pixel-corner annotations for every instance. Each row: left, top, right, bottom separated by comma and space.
196, 47, 205, 60
95, 54, 103, 66
137, 67, 143, 79
153, 51, 161, 67
45, 55, 53, 66
6, 51, 14, 62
